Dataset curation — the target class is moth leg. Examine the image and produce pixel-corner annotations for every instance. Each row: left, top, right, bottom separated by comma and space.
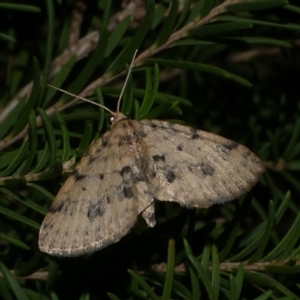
141, 202, 156, 227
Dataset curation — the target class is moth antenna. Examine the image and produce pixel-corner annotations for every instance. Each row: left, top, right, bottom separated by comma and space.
47, 84, 115, 115
48, 50, 137, 116
116, 49, 138, 113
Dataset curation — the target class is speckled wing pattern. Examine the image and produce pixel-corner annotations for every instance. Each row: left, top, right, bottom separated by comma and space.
39, 115, 264, 257
39, 117, 155, 257
138, 119, 264, 207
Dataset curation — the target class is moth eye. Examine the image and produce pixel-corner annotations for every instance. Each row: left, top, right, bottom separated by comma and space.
109, 116, 114, 124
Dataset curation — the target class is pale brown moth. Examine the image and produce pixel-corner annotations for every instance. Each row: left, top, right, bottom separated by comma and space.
39, 52, 264, 257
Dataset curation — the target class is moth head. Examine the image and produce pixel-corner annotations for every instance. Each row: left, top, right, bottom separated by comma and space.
110, 112, 127, 126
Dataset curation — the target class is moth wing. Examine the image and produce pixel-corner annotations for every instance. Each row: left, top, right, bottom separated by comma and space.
39, 128, 152, 257
137, 119, 264, 208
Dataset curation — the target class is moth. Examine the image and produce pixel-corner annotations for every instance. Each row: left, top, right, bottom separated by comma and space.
39, 56, 264, 257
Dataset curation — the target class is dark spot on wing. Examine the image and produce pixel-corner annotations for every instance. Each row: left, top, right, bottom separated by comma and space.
152, 154, 165, 162
235, 181, 243, 190
102, 138, 108, 147
191, 133, 200, 139
133, 173, 145, 183
242, 151, 251, 158
62, 202, 70, 213
245, 177, 252, 184
49, 202, 64, 213
216, 145, 230, 156
98, 173, 104, 180
73, 169, 87, 182
82, 148, 91, 157
135, 128, 147, 137
228, 187, 235, 195
140, 157, 149, 170
221, 179, 227, 186
190, 128, 200, 140
87, 204, 101, 221
123, 186, 133, 198
177, 145, 183, 151
201, 162, 215, 176
88, 155, 97, 164
188, 165, 195, 173
87, 199, 106, 221
188, 162, 214, 177
250, 157, 258, 163
166, 122, 178, 132
107, 195, 110, 204
223, 142, 239, 150
82, 187, 86, 191
152, 170, 157, 178
42, 222, 50, 229
120, 166, 132, 176
165, 171, 176, 183
85, 231, 89, 235
150, 122, 157, 129
68, 207, 74, 216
